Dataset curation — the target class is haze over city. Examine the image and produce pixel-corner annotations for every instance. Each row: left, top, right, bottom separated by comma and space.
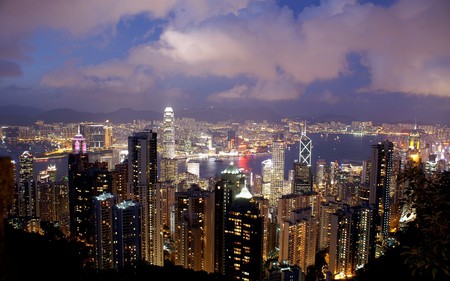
1, 0, 449, 124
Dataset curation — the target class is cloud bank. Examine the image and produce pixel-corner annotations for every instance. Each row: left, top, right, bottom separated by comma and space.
1, 0, 450, 109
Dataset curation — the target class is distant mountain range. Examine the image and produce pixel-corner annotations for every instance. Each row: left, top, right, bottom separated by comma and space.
0, 105, 287, 125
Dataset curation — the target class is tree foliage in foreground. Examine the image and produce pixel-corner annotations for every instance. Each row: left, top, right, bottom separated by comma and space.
354, 167, 450, 281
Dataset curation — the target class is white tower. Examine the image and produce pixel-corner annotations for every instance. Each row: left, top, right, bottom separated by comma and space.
162, 107, 176, 159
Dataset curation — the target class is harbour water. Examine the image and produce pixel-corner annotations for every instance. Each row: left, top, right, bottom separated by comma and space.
27, 133, 383, 180
183, 133, 383, 179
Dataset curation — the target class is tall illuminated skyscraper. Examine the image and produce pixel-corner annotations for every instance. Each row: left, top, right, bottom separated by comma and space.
214, 162, 244, 275
17, 151, 36, 217
271, 137, 285, 207
127, 130, 163, 266
299, 123, 312, 166
369, 140, 394, 253
69, 131, 112, 245
224, 185, 264, 281
37, 165, 57, 222
160, 107, 177, 183
293, 124, 313, 194
68, 133, 90, 242
162, 107, 176, 159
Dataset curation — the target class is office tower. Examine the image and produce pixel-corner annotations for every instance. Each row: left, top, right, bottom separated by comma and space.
187, 160, 200, 178
227, 129, 236, 150
127, 130, 163, 266
292, 161, 312, 194
69, 132, 112, 244
261, 159, 273, 200
278, 207, 316, 274
68, 133, 90, 242
160, 157, 178, 182
253, 174, 263, 196
224, 185, 264, 281
214, 162, 244, 275
93, 192, 117, 270
162, 107, 176, 159
299, 124, 312, 166
104, 125, 113, 148
113, 200, 142, 269
173, 184, 214, 273
369, 140, 394, 247
17, 151, 36, 218
37, 165, 57, 222
408, 124, 420, 151
328, 161, 339, 196
271, 138, 285, 207
315, 159, 327, 193
81, 124, 106, 149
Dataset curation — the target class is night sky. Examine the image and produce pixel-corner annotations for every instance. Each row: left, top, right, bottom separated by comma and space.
1, 0, 449, 124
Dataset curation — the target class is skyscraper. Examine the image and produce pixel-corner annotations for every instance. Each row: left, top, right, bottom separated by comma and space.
37, 165, 57, 222
214, 162, 244, 275
299, 123, 312, 166
271, 138, 285, 207
174, 184, 214, 273
113, 200, 142, 269
293, 125, 313, 194
17, 151, 36, 218
127, 130, 163, 266
369, 140, 394, 254
93, 192, 117, 270
162, 107, 176, 159
224, 185, 264, 281
68, 133, 90, 242
69, 133, 112, 245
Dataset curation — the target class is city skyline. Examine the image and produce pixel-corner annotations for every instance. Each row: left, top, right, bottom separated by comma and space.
1, 0, 449, 124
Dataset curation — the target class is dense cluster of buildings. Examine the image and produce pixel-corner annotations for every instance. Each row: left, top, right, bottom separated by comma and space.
1, 107, 449, 280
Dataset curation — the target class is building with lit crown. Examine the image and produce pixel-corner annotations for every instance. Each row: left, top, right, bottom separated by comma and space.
224, 185, 264, 281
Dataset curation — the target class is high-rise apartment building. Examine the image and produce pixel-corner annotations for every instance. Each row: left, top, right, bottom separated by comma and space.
174, 184, 214, 273
127, 130, 163, 266
113, 200, 142, 269
278, 207, 316, 274
369, 140, 394, 248
93, 192, 117, 270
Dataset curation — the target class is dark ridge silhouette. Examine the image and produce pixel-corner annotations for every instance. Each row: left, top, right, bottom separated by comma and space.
0, 105, 44, 116
0, 105, 282, 125
177, 106, 282, 123
2, 222, 230, 281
